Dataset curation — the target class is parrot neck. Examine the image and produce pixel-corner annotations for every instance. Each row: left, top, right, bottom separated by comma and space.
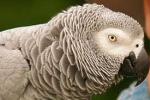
25, 41, 116, 100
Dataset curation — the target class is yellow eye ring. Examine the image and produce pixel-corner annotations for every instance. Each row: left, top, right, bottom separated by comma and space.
108, 35, 117, 42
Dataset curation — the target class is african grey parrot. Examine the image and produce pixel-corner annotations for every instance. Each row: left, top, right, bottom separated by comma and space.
0, 4, 148, 100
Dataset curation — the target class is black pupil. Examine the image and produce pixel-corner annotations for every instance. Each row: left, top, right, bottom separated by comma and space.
136, 44, 139, 48
111, 36, 114, 39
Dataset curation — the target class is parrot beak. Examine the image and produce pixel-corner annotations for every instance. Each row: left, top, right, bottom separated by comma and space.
119, 48, 149, 86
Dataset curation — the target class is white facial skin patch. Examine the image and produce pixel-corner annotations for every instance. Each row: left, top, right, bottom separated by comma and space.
95, 28, 144, 58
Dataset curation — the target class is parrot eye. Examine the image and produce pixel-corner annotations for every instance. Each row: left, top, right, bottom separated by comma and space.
108, 35, 117, 42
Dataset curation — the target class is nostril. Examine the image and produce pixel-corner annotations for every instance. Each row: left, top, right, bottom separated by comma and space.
135, 44, 139, 48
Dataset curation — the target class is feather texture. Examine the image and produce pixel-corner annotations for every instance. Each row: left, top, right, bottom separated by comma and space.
0, 4, 144, 100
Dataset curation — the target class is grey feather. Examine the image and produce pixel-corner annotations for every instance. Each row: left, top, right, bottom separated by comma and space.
0, 3, 144, 100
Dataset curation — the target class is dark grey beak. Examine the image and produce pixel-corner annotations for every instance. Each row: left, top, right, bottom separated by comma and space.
119, 48, 149, 86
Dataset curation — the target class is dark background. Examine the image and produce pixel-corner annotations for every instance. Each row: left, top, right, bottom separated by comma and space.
0, 0, 143, 100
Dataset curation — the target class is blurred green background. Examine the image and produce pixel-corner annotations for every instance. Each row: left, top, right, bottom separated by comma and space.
0, 0, 138, 100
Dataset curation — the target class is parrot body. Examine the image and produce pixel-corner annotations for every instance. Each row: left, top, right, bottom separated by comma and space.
0, 4, 148, 100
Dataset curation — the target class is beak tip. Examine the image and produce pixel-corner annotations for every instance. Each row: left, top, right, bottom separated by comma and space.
135, 82, 140, 87
135, 77, 146, 87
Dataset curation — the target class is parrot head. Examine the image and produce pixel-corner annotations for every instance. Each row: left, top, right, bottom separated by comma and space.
59, 4, 149, 89
91, 5, 149, 86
